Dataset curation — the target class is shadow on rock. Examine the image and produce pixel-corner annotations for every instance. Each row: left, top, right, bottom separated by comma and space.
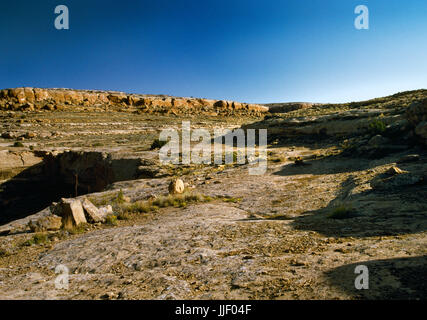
290, 175, 427, 238
325, 255, 427, 299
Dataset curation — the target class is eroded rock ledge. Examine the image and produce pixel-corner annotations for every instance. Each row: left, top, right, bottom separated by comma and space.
0, 87, 268, 116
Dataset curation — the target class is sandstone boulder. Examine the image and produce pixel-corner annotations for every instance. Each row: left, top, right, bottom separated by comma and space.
168, 178, 185, 194
58, 198, 87, 229
82, 198, 105, 223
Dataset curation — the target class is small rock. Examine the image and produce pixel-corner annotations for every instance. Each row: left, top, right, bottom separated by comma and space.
100, 292, 115, 300
98, 205, 113, 218
368, 134, 389, 147
168, 178, 185, 194
25, 132, 36, 139
385, 166, 407, 176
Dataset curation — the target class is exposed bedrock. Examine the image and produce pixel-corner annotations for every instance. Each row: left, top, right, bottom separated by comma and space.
406, 98, 427, 144
0, 87, 268, 116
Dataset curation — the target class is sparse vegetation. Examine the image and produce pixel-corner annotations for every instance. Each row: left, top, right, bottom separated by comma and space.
22, 233, 49, 246
0, 248, 9, 257
69, 223, 90, 235
12, 141, 24, 147
115, 189, 126, 204
221, 197, 242, 203
328, 204, 355, 219
120, 192, 211, 215
368, 119, 386, 135
105, 215, 118, 226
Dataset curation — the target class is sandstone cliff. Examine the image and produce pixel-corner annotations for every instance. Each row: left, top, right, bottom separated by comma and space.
0, 87, 268, 116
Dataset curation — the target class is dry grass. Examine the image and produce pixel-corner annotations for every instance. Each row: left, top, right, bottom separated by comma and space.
118, 192, 212, 215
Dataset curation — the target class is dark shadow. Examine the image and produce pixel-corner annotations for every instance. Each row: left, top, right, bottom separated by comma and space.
0, 161, 78, 225
325, 256, 427, 300
290, 173, 427, 238
274, 154, 389, 176
0, 151, 141, 225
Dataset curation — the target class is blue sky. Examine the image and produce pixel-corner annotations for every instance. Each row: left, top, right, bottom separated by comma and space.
1, 0, 426, 103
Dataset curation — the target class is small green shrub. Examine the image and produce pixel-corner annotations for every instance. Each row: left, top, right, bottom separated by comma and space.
328, 205, 355, 219
105, 215, 118, 226
23, 233, 49, 246
222, 197, 242, 203
115, 189, 126, 204
12, 141, 24, 147
369, 120, 386, 135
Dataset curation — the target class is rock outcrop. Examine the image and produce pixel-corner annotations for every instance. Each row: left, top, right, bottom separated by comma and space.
267, 102, 316, 114
0, 88, 268, 116
406, 98, 427, 144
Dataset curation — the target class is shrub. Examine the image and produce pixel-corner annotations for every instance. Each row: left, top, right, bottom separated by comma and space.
69, 223, 90, 234
105, 215, 118, 226
368, 120, 386, 135
118, 192, 212, 215
328, 205, 355, 219
222, 197, 242, 203
115, 189, 126, 204
12, 141, 24, 147
117, 211, 130, 220
23, 233, 49, 246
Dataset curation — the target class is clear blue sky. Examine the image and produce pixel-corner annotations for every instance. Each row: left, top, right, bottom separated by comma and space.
1, 0, 426, 103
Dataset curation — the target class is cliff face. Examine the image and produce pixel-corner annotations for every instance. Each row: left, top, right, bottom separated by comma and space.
0, 87, 268, 116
